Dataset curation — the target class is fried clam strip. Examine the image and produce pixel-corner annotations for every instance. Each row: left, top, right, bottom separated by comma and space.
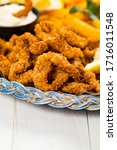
18, 32, 48, 55
8, 32, 48, 63
8, 59, 33, 85
62, 71, 100, 94
34, 22, 83, 59
7, 37, 30, 63
13, 0, 33, 18
62, 82, 91, 94
84, 71, 100, 92
70, 58, 85, 82
0, 55, 11, 77
50, 69, 69, 91
72, 59, 84, 71
33, 52, 79, 91
34, 22, 61, 44
7, 34, 19, 50
58, 26, 88, 49
7, 33, 31, 84
50, 39, 84, 59
0, 38, 8, 55
7, 34, 33, 84
7, 32, 48, 84
83, 47, 97, 60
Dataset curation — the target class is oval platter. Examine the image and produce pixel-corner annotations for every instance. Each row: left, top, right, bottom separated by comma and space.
0, 77, 100, 110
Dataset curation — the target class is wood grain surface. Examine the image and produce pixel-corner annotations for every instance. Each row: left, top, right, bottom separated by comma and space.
0, 94, 100, 150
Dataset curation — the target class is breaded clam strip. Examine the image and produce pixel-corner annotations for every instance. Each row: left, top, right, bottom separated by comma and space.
34, 23, 83, 59
8, 59, 33, 85
0, 38, 7, 55
33, 52, 79, 91
62, 82, 91, 94
0, 55, 11, 77
59, 27, 88, 49
62, 71, 100, 94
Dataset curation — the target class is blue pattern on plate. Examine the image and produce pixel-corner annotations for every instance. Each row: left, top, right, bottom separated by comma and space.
0, 78, 100, 110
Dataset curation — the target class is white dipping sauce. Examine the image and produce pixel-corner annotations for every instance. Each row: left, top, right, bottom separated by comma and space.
0, 4, 37, 27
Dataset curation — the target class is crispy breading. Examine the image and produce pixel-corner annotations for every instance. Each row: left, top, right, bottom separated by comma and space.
8, 59, 33, 85
0, 55, 11, 77
35, 22, 84, 59
33, 52, 79, 91
83, 47, 97, 59
0, 17, 100, 94
58, 26, 88, 49
16, 32, 48, 55
0, 38, 8, 55
84, 71, 100, 92
62, 82, 91, 94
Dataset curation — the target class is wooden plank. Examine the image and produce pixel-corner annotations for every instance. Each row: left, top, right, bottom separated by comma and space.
87, 111, 100, 150
12, 99, 91, 150
0, 94, 14, 150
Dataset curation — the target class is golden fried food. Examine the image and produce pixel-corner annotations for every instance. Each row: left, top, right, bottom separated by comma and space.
0, 0, 100, 95
50, 52, 79, 78
84, 71, 100, 92
7, 37, 30, 63
16, 32, 48, 55
35, 22, 84, 59
8, 59, 33, 85
63, 14, 100, 43
71, 58, 84, 71
13, 0, 33, 18
83, 47, 97, 60
50, 69, 69, 90
58, 26, 88, 49
0, 38, 8, 55
8, 32, 48, 63
34, 21, 59, 42
0, 55, 11, 77
62, 82, 91, 94
62, 71, 99, 94
7, 34, 19, 50
33, 52, 79, 91
49, 40, 84, 59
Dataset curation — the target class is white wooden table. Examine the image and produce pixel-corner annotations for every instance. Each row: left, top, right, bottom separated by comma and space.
0, 94, 100, 150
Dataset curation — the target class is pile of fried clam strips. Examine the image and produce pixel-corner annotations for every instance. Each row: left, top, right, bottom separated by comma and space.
0, 0, 100, 96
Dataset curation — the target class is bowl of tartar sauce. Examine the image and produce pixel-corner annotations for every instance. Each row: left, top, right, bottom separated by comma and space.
0, 3, 40, 40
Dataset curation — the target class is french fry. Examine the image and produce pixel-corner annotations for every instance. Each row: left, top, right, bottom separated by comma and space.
91, 19, 100, 29
62, 0, 86, 6
63, 14, 100, 42
46, 9, 69, 18
75, 1, 87, 9
8, 0, 24, 3
92, 0, 100, 5
71, 12, 89, 21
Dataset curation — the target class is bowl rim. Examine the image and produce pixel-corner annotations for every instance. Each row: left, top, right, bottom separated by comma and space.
0, 2, 40, 28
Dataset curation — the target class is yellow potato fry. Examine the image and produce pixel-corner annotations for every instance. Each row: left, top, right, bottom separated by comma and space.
47, 9, 69, 18
62, 0, 86, 5
7, 0, 25, 3
71, 12, 89, 21
63, 14, 100, 42
76, 1, 87, 9
92, 0, 100, 5
91, 19, 100, 29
